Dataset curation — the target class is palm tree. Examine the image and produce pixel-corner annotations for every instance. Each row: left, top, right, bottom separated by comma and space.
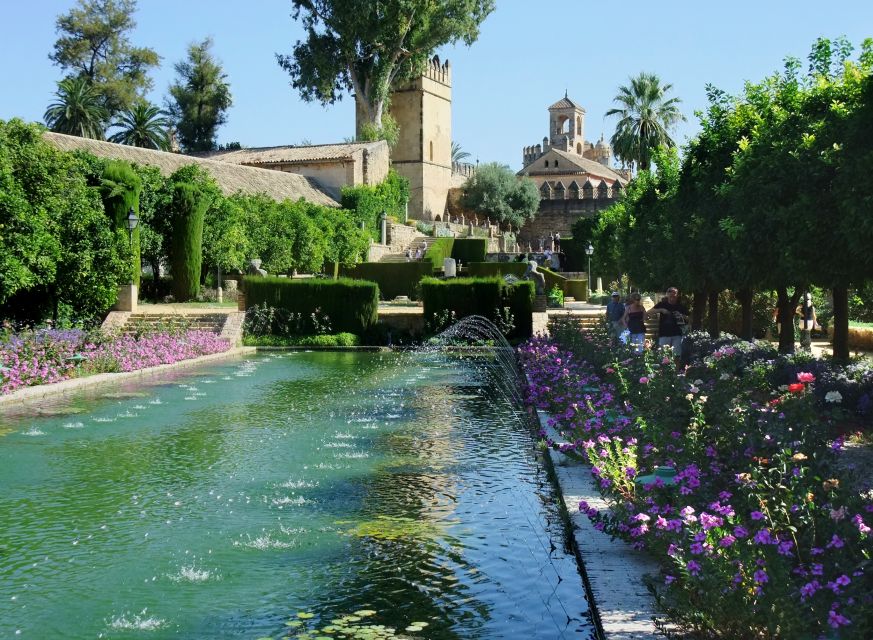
109, 102, 171, 150
451, 141, 471, 165
606, 72, 685, 173
44, 76, 108, 139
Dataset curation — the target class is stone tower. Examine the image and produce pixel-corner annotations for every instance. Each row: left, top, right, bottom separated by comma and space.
388, 56, 452, 220
549, 93, 586, 154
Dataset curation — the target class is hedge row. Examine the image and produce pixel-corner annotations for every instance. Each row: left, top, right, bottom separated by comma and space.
451, 238, 488, 263
559, 236, 586, 272
424, 238, 454, 271
340, 262, 433, 300
465, 262, 528, 278
244, 277, 378, 334
420, 276, 534, 338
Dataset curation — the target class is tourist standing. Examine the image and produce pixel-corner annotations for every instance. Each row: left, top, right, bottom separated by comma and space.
622, 293, 646, 352
554, 232, 561, 252
650, 287, 689, 357
605, 292, 625, 341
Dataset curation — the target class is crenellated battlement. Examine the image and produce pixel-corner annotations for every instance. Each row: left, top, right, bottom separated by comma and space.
422, 55, 451, 86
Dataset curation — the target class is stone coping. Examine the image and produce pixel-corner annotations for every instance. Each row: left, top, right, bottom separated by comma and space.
534, 408, 666, 640
0, 347, 255, 409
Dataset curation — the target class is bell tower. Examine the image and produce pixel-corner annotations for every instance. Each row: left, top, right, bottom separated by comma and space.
548, 92, 586, 154
388, 56, 453, 220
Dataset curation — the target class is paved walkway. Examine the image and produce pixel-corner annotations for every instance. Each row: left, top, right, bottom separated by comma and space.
537, 409, 666, 639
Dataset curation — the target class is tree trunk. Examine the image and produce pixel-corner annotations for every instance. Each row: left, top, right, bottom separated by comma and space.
776, 287, 801, 354
707, 290, 720, 338
691, 290, 706, 330
832, 284, 849, 362
737, 288, 753, 341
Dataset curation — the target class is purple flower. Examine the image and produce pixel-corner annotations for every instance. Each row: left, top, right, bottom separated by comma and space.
719, 534, 736, 548
753, 569, 768, 584
687, 560, 701, 576
750, 510, 764, 520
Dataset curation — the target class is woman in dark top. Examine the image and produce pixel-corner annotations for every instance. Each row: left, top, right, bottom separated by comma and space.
622, 293, 646, 352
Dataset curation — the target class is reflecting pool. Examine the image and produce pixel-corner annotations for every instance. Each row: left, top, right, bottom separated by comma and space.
0, 351, 594, 639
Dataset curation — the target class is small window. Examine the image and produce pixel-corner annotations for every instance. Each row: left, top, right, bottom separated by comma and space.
429, 141, 434, 162
577, 143, 582, 154
544, 160, 548, 168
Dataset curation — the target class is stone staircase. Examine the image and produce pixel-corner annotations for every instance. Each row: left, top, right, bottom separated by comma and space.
378, 235, 432, 263
102, 309, 247, 346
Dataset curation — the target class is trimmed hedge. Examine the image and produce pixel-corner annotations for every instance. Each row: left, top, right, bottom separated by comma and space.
340, 262, 433, 300
170, 181, 208, 301
244, 277, 379, 334
540, 267, 567, 294
560, 236, 586, 272
466, 262, 528, 278
242, 333, 360, 347
424, 238, 454, 271
420, 276, 535, 338
565, 279, 588, 302
451, 238, 488, 263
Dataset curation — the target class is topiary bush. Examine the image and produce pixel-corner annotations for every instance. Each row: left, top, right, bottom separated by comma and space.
340, 262, 433, 300
100, 160, 142, 287
244, 277, 378, 335
420, 277, 534, 339
451, 238, 488, 264
466, 262, 528, 278
170, 181, 209, 301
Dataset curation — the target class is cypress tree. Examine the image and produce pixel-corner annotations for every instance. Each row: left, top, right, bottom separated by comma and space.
100, 160, 142, 287
170, 181, 208, 301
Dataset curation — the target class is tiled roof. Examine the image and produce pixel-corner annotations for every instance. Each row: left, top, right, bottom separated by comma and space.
518, 148, 625, 183
44, 133, 339, 207
201, 140, 386, 165
548, 96, 585, 111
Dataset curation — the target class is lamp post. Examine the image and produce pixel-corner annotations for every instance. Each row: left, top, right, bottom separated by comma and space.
585, 243, 594, 294
126, 207, 139, 250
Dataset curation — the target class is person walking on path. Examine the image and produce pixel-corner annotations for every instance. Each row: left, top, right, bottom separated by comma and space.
622, 293, 646, 353
650, 287, 689, 357
606, 292, 625, 342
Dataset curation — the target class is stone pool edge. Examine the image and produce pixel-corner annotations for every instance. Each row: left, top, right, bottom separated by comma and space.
0, 347, 256, 407
534, 408, 667, 640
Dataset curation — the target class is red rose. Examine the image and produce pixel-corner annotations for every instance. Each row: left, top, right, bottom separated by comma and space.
788, 383, 805, 394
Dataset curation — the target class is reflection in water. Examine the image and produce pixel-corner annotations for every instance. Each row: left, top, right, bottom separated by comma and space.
0, 352, 594, 639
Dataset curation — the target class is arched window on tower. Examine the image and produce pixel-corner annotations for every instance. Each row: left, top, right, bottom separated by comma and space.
576, 143, 582, 154
429, 141, 434, 162
576, 116, 581, 135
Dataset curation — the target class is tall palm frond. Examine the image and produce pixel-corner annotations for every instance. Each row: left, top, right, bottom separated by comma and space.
452, 141, 471, 164
109, 102, 171, 150
606, 72, 685, 172
44, 76, 108, 139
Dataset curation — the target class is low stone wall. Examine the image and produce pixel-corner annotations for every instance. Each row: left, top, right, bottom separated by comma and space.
367, 243, 392, 262
386, 222, 419, 250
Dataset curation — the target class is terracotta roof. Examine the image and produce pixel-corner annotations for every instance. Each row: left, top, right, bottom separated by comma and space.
518, 148, 625, 183
201, 140, 386, 165
548, 96, 585, 111
43, 132, 339, 207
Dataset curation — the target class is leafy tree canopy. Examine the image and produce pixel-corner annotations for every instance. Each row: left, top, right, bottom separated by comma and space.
277, 0, 494, 132
167, 38, 233, 153
49, 0, 159, 116
461, 162, 539, 228
109, 101, 170, 149
44, 76, 109, 139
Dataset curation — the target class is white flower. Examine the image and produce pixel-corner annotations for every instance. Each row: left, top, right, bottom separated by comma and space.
824, 390, 843, 404
698, 396, 708, 404
689, 385, 700, 394
685, 393, 694, 401
778, 385, 789, 392
720, 373, 732, 381
693, 379, 704, 386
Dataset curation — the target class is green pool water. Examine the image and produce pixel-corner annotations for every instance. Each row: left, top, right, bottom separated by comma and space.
0, 351, 594, 639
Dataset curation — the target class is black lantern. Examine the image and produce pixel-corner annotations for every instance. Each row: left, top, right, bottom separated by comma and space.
126, 207, 139, 248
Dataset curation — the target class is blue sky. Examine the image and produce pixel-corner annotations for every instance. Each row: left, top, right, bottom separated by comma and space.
3, 1, 872, 170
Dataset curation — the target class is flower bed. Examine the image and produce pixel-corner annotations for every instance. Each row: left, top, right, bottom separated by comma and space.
0, 328, 230, 395
520, 323, 873, 638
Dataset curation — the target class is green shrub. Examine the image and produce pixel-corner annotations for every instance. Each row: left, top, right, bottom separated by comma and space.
340, 262, 433, 300
466, 262, 528, 278
420, 276, 534, 338
242, 332, 359, 347
244, 277, 378, 334
560, 236, 587, 272
423, 238, 454, 271
451, 238, 488, 263
340, 170, 409, 240
540, 267, 567, 294
100, 160, 142, 287
170, 181, 209, 301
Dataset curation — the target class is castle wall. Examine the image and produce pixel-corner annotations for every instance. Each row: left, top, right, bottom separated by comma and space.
267, 160, 353, 201
518, 198, 616, 247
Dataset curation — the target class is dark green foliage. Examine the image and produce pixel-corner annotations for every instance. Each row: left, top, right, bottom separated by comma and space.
460, 162, 539, 227
99, 159, 141, 286
170, 181, 208, 301
420, 276, 534, 338
167, 38, 232, 152
465, 262, 527, 278
49, 0, 160, 116
558, 236, 586, 272
340, 262, 433, 300
244, 277, 378, 334
450, 238, 487, 264
423, 238, 454, 271
0, 119, 126, 322
340, 170, 409, 240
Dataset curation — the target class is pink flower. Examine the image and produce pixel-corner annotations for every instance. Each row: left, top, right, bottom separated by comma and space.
639, 376, 649, 384
796, 372, 816, 383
